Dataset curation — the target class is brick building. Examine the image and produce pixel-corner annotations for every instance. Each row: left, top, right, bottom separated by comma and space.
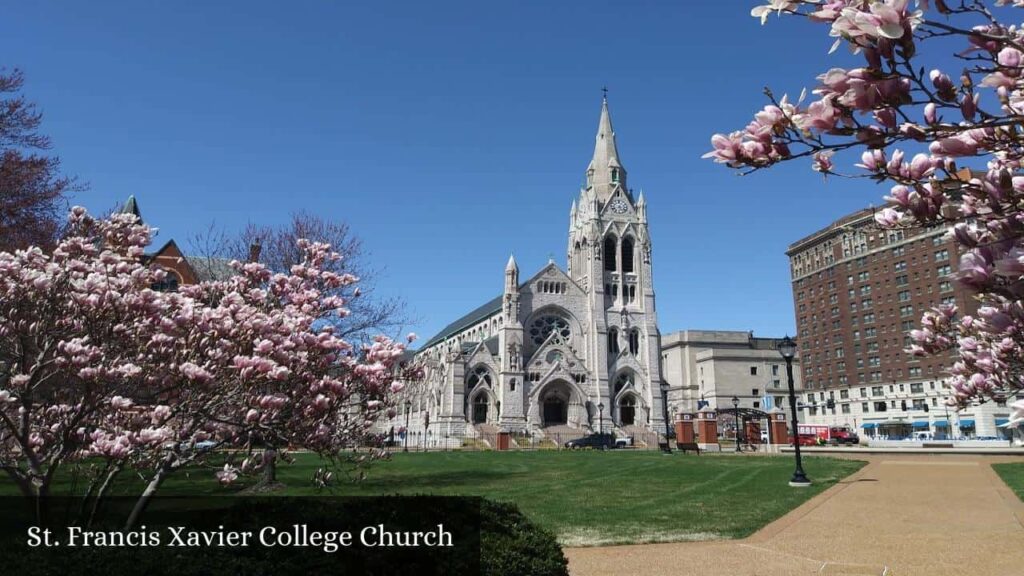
785, 207, 1022, 440
787, 207, 975, 393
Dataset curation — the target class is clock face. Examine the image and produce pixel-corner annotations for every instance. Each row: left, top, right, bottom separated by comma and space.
610, 199, 629, 214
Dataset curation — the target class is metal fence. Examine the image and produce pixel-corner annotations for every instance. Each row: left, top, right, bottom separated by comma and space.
379, 430, 670, 452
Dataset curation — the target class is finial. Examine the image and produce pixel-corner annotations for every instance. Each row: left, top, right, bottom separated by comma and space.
601, 86, 608, 101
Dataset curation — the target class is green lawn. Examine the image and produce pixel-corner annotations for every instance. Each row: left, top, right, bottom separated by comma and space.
993, 462, 1024, 502
1, 451, 864, 546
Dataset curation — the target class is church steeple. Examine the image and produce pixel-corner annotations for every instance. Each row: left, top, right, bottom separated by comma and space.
585, 94, 626, 201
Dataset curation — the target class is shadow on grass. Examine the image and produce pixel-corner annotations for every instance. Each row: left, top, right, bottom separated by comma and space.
349, 469, 516, 493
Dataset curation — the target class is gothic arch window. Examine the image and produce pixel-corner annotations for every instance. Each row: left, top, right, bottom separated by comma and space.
611, 168, 619, 183
151, 268, 181, 292
465, 366, 493, 420
608, 328, 619, 355
622, 236, 635, 273
613, 372, 632, 397
528, 312, 572, 347
466, 366, 493, 393
629, 329, 640, 355
604, 235, 617, 271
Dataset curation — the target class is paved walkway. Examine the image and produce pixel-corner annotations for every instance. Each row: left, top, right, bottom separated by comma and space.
565, 455, 1024, 576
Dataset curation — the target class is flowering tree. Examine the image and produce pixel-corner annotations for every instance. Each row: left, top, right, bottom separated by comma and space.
0, 207, 418, 524
0, 68, 80, 252
704, 1, 1024, 425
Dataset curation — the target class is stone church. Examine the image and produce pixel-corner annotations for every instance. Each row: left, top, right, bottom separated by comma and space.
396, 97, 666, 441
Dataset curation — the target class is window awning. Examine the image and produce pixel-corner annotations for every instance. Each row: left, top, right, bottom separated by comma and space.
959, 419, 975, 427
912, 421, 930, 429
995, 418, 1010, 426
861, 423, 877, 429
933, 421, 949, 427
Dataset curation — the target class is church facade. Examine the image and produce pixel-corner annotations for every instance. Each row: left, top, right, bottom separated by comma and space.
396, 98, 666, 440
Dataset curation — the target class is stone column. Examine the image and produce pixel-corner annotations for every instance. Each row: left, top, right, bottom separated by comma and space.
675, 413, 695, 444
696, 410, 720, 452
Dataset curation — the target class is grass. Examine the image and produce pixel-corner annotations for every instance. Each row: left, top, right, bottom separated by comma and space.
993, 462, 1024, 502
1, 451, 864, 547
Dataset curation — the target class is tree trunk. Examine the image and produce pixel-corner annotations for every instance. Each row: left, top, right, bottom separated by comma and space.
88, 463, 123, 527
124, 458, 173, 530
262, 448, 277, 484
242, 447, 286, 493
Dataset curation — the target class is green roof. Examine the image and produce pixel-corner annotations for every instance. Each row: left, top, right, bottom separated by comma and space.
417, 263, 573, 352
420, 294, 503, 350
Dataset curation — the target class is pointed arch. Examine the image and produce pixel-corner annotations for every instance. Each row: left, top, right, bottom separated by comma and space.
621, 236, 635, 273
603, 234, 617, 271
607, 327, 619, 355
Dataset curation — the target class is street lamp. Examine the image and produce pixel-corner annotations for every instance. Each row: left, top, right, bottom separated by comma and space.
403, 400, 411, 453
661, 383, 673, 453
598, 402, 605, 435
779, 336, 811, 487
731, 395, 740, 453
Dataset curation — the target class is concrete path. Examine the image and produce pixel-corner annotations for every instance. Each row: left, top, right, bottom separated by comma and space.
565, 455, 1024, 576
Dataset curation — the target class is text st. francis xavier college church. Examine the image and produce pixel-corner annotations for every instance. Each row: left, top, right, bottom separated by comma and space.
394, 98, 666, 441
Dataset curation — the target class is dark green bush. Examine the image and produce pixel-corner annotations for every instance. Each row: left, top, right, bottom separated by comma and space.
480, 500, 568, 576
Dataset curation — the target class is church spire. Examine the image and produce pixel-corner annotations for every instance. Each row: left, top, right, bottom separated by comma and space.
585, 93, 626, 201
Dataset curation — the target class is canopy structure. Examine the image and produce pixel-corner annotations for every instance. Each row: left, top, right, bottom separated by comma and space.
995, 418, 1010, 427
933, 421, 949, 428
959, 419, 976, 428
861, 423, 877, 429
912, 421, 930, 429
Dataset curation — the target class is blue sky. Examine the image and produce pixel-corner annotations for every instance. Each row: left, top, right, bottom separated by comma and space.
2, 1, 891, 343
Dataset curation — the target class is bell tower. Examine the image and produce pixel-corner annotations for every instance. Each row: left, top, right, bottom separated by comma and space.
568, 94, 664, 431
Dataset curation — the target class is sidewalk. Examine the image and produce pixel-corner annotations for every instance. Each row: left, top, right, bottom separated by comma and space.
565, 455, 1024, 576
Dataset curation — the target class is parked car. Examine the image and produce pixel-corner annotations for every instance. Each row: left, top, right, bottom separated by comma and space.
565, 433, 618, 450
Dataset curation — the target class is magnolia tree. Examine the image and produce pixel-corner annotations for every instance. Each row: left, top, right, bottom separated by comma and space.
705, 0, 1024, 426
0, 207, 419, 524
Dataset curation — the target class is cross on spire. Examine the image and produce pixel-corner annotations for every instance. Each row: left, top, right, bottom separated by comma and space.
601, 86, 608, 101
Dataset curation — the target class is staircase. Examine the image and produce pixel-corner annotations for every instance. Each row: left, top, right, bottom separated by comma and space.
469, 423, 501, 450
540, 424, 588, 448
621, 425, 661, 448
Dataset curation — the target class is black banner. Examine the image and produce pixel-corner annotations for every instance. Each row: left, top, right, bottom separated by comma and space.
0, 496, 481, 576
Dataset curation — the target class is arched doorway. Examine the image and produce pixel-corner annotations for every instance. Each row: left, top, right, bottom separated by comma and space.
539, 381, 572, 426
472, 395, 489, 424
620, 396, 636, 426
543, 396, 567, 425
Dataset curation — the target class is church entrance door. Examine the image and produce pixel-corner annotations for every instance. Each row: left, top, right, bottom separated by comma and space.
620, 396, 636, 426
472, 397, 488, 424
543, 397, 568, 426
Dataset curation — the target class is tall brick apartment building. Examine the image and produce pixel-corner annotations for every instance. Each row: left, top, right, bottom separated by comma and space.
784, 208, 1015, 439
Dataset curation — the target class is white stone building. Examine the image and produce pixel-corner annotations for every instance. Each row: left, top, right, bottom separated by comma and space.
390, 97, 666, 440
798, 378, 1018, 440
661, 330, 804, 423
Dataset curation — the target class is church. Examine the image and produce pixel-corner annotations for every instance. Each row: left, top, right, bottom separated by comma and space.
394, 97, 667, 443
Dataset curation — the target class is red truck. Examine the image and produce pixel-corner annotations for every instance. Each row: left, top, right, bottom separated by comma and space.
794, 425, 860, 446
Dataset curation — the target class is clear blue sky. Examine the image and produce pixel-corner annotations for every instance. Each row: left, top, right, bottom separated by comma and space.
2, 1, 889, 343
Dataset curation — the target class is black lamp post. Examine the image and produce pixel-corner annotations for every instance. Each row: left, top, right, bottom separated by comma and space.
403, 400, 411, 453
731, 395, 740, 453
779, 336, 811, 487
661, 383, 673, 453
597, 402, 605, 435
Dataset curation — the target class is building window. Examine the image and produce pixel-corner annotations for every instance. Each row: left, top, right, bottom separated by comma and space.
628, 329, 640, 355
608, 328, 619, 355
750, 366, 758, 376
622, 237, 635, 273
603, 235, 617, 271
